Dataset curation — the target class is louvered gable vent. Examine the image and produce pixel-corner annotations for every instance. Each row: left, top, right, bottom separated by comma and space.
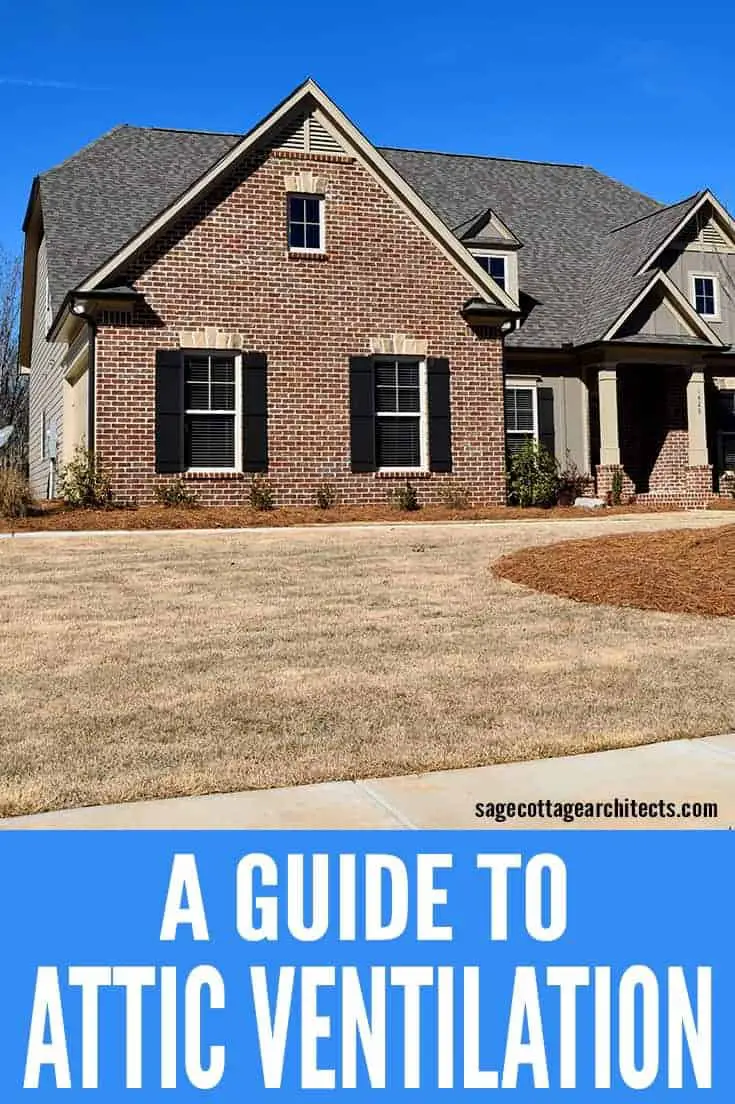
271, 115, 308, 152
270, 112, 345, 155
309, 117, 344, 154
689, 217, 735, 253
700, 222, 726, 247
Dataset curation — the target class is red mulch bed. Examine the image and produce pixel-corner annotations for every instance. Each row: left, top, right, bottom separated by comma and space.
0, 500, 694, 533
494, 524, 735, 617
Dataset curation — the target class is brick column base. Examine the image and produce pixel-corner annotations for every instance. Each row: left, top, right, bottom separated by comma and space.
596, 465, 636, 504
683, 465, 713, 507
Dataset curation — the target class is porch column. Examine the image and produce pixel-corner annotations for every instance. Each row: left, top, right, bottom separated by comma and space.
598, 367, 620, 465
686, 369, 709, 467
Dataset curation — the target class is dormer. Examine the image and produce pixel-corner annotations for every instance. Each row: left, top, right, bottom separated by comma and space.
455, 207, 522, 304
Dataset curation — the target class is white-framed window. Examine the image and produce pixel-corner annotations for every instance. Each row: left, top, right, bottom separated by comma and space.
690, 273, 720, 319
287, 193, 325, 252
474, 253, 507, 291
505, 383, 538, 457
375, 358, 428, 471
184, 353, 241, 471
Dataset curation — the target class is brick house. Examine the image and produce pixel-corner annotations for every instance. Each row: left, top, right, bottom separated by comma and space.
19, 79, 735, 508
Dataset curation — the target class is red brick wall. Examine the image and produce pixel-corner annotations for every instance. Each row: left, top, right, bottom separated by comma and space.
94, 146, 506, 507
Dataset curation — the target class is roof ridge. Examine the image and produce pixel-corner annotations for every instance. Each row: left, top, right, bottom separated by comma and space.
608, 191, 703, 234
119, 123, 243, 138
378, 145, 589, 170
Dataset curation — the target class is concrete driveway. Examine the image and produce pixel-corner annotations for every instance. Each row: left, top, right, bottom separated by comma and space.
4, 733, 734, 829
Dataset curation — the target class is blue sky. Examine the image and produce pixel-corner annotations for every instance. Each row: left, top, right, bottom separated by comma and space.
2, 0, 734, 257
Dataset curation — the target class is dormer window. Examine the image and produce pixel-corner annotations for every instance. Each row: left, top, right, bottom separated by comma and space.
691, 274, 719, 319
474, 253, 507, 291
288, 194, 324, 252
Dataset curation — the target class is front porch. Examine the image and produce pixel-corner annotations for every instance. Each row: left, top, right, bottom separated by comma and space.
588, 348, 726, 508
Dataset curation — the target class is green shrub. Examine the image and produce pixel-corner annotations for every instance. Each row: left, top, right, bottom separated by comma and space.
610, 468, 624, 506
250, 474, 274, 511
59, 447, 113, 508
154, 479, 198, 507
0, 466, 34, 518
315, 481, 337, 510
438, 481, 471, 510
507, 440, 560, 507
390, 480, 420, 512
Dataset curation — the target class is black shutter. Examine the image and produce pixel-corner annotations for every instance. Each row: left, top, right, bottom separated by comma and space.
538, 386, 555, 459
427, 357, 452, 472
242, 352, 268, 472
155, 350, 184, 473
349, 357, 376, 472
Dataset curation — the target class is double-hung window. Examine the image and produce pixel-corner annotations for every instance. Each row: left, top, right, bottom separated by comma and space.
375, 359, 427, 470
184, 354, 240, 470
475, 254, 507, 290
505, 385, 538, 457
691, 274, 719, 318
288, 194, 324, 251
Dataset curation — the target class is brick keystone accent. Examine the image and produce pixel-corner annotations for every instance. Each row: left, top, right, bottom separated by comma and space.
284, 170, 327, 194
177, 328, 246, 350
368, 334, 428, 356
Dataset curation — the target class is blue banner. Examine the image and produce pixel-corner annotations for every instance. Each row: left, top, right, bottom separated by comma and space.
0, 831, 731, 1099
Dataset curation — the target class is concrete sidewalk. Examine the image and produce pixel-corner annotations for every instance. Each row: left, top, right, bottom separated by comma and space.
4, 734, 734, 829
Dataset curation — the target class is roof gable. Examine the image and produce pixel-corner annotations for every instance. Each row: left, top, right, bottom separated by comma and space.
603, 270, 725, 346
72, 80, 515, 312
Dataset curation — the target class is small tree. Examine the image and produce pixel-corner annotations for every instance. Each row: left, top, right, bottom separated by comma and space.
507, 440, 561, 507
0, 251, 27, 472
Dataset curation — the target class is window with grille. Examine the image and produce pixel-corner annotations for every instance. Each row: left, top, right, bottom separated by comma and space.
184, 354, 239, 470
475, 254, 507, 290
692, 275, 719, 318
505, 386, 538, 457
288, 194, 324, 251
375, 359, 426, 469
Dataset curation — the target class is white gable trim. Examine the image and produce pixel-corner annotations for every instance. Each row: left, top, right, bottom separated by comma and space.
603, 270, 725, 345
637, 190, 735, 274
75, 80, 515, 311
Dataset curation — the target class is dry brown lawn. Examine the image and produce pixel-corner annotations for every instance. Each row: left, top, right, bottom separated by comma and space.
1, 512, 733, 817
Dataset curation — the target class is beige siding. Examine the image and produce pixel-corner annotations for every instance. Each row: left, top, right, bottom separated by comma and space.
28, 239, 66, 496
506, 369, 589, 473
662, 245, 735, 344
62, 361, 89, 465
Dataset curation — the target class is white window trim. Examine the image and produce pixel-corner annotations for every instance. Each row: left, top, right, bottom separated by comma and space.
287, 193, 326, 255
184, 352, 242, 474
376, 358, 429, 473
690, 272, 721, 321
505, 381, 539, 445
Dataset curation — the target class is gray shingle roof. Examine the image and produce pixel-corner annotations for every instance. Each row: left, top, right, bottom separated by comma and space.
379, 148, 664, 347
37, 125, 697, 348
39, 125, 240, 312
